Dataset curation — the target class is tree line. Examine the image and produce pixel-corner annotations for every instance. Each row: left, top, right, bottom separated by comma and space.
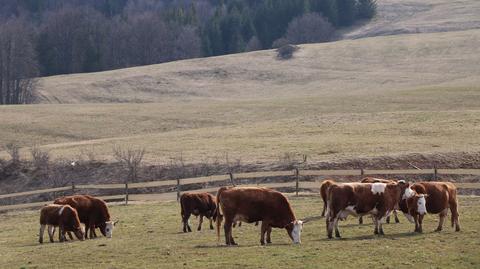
0, 0, 376, 104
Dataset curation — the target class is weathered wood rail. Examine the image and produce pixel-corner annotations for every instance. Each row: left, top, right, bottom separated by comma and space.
1, 168, 479, 212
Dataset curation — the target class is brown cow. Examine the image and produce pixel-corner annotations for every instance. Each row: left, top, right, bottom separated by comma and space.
216, 186, 304, 245
180, 192, 217, 232
320, 179, 335, 217
399, 181, 460, 233
39, 204, 84, 243
326, 181, 409, 238
359, 177, 400, 224
54, 195, 117, 239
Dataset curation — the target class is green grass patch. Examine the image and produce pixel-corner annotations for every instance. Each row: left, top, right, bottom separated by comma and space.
1, 196, 479, 268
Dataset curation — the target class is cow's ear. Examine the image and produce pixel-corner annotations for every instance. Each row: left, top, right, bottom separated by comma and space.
114, 220, 119, 226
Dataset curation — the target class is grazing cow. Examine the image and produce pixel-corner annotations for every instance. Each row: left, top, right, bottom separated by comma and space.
320, 179, 335, 217
399, 181, 460, 233
326, 181, 409, 238
39, 204, 84, 243
216, 186, 304, 245
54, 195, 117, 239
359, 177, 400, 224
180, 192, 217, 232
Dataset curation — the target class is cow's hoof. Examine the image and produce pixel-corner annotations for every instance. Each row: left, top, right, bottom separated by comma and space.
455, 227, 461, 232
260, 241, 265, 245
197, 228, 201, 231
210, 226, 214, 230
434, 228, 442, 232
39, 240, 43, 244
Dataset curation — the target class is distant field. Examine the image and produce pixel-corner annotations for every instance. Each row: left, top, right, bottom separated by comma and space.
2, 30, 480, 163
342, 0, 480, 39
0, 196, 479, 268
1, 85, 479, 163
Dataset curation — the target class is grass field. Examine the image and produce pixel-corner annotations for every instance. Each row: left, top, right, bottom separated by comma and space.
0, 196, 479, 268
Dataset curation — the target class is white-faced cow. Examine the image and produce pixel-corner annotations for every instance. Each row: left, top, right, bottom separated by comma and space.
216, 186, 304, 245
180, 192, 217, 232
39, 204, 85, 243
400, 181, 460, 233
326, 181, 409, 238
320, 179, 335, 217
54, 195, 117, 239
359, 177, 401, 224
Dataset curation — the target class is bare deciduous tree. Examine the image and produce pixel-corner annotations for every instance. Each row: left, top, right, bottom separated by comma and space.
5, 142, 20, 164
30, 145, 50, 171
245, 36, 262, 52
0, 18, 38, 104
113, 145, 145, 182
285, 12, 334, 45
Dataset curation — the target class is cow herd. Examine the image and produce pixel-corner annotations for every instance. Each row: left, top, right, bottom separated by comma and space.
38, 194, 117, 243
38, 178, 460, 246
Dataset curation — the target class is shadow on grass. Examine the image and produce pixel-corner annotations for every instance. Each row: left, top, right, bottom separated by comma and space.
194, 242, 291, 249
313, 231, 421, 242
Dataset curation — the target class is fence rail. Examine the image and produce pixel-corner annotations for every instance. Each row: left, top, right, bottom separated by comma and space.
1, 168, 479, 211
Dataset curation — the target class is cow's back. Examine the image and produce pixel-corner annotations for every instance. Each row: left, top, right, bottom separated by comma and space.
219, 187, 294, 227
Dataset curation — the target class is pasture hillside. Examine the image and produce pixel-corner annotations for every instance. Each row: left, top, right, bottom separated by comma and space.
34, 29, 480, 104
342, 0, 480, 39
0, 196, 479, 268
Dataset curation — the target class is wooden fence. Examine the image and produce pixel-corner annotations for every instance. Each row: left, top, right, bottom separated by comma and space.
1, 168, 479, 212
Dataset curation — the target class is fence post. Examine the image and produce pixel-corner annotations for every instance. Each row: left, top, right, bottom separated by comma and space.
177, 178, 181, 201
295, 168, 299, 196
360, 168, 364, 177
125, 182, 129, 205
71, 181, 75, 195
433, 165, 438, 181
228, 172, 236, 187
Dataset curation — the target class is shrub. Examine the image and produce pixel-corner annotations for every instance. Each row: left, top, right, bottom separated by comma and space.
277, 44, 299, 60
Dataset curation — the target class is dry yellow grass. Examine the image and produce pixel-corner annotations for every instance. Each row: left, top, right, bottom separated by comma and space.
2, 29, 480, 164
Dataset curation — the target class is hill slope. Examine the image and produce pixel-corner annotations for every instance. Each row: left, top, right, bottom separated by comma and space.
342, 0, 480, 39
35, 29, 480, 104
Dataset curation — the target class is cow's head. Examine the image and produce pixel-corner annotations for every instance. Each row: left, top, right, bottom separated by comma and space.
74, 226, 85, 241
407, 194, 428, 216
286, 220, 303, 244
101, 220, 118, 238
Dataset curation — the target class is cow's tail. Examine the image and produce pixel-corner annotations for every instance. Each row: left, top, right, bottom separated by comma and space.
215, 186, 228, 243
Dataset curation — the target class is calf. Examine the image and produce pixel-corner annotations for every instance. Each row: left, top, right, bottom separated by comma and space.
39, 204, 84, 243
320, 179, 335, 217
54, 195, 117, 239
400, 181, 460, 233
180, 192, 217, 232
359, 177, 400, 224
216, 186, 304, 245
326, 181, 409, 238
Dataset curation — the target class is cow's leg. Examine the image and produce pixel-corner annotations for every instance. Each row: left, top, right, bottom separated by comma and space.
435, 209, 448, 232
197, 215, 204, 231
418, 214, 424, 233
378, 216, 385, 235
255, 221, 259, 226
84, 224, 89, 239
326, 215, 336, 239
238, 222, 242, 227
185, 214, 192, 232
209, 217, 214, 230
260, 222, 268, 245
91, 225, 98, 238
182, 213, 190, 233
266, 226, 272, 244
386, 216, 391, 224
59, 225, 65, 242
334, 217, 341, 238
394, 210, 400, 223
321, 203, 326, 217
48, 225, 55, 243
450, 201, 461, 232
224, 217, 236, 245
358, 216, 363, 224
413, 214, 422, 233
373, 216, 379, 234
67, 231, 74, 240
39, 224, 46, 244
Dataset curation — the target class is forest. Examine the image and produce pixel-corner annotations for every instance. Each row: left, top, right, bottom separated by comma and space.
0, 0, 376, 104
